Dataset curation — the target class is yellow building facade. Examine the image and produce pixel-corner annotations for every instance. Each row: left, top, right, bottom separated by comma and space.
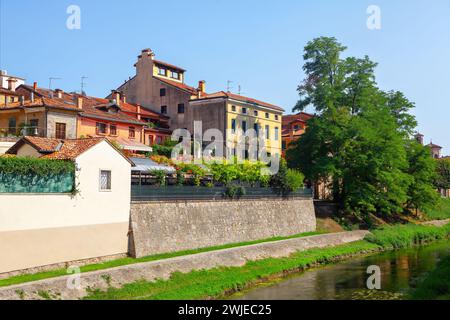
225, 100, 283, 157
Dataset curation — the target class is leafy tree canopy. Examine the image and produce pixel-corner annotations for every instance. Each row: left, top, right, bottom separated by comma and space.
288, 37, 437, 221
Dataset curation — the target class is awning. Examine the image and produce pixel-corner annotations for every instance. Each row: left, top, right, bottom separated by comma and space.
130, 157, 176, 173
109, 137, 153, 153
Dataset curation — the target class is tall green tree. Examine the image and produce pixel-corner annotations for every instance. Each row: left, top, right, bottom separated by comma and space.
287, 36, 438, 221
434, 158, 450, 191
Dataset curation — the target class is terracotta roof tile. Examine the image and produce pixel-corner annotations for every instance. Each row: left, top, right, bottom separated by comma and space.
0, 88, 20, 96
196, 91, 284, 112
40, 138, 104, 160
282, 112, 314, 125
155, 77, 198, 95
0, 96, 80, 112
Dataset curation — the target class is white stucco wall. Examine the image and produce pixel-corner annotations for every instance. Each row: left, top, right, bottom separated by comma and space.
0, 142, 14, 155
0, 140, 132, 273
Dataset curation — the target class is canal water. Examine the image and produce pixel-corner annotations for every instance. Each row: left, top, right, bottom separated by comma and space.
232, 241, 450, 300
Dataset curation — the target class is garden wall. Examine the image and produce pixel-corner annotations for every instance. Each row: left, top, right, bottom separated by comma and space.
130, 198, 317, 258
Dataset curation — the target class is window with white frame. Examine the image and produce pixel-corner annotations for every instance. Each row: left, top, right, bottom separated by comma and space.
100, 170, 112, 191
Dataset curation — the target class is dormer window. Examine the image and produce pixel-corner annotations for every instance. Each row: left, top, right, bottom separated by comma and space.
171, 71, 180, 80
158, 67, 166, 76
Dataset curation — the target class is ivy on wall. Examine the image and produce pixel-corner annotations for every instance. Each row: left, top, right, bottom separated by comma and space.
0, 157, 75, 176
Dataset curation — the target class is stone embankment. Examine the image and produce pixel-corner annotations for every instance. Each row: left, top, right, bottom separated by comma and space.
0, 230, 369, 300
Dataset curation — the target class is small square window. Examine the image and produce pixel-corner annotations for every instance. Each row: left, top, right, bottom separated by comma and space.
178, 103, 185, 114
265, 113, 270, 119
242, 107, 247, 114
158, 68, 166, 76
110, 124, 117, 136
160, 88, 166, 97
275, 115, 279, 121
231, 105, 236, 112
161, 105, 167, 114
171, 71, 179, 80
100, 170, 112, 191
253, 110, 258, 117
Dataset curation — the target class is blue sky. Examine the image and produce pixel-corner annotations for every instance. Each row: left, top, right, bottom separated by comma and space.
1, 0, 449, 154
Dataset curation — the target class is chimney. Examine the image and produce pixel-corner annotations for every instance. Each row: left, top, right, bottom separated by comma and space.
198, 80, 206, 96
76, 96, 83, 110
122, 93, 127, 104
111, 90, 121, 106
7, 79, 17, 92
414, 132, 424, 145
55, 88, 63, 99
33, 82, 38, 91
31, 92, 35, 103
136, 105, 141, 120
141, 48, 155, 60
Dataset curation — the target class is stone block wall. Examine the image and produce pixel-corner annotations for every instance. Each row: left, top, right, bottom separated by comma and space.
130, 198, 316, 258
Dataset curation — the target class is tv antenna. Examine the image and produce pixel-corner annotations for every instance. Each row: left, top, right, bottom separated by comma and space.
81, 76, 88, 95
49, 77, 61, 90
227, 80, 233, 93
238, 85, 245, 95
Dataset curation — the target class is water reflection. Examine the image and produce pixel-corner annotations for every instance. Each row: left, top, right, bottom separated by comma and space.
232, 241, 449, 300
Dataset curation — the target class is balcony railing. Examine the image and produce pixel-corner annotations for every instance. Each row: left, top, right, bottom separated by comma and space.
0, 127, 45, 138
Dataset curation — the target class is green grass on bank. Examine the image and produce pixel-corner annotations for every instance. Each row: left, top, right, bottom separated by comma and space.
85, 223, 450, 300
85, 241, 379, 300
410, 255, 450, 300
0, 231, 322, 288
365, 223, 450, 249
424, 198, 450, 220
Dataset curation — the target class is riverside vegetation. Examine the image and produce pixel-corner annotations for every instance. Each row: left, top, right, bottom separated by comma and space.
83, 223, 450, 300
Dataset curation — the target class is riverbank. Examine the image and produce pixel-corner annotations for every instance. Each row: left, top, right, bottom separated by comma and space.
410, 255, 450, 300
85, 223, 449, 300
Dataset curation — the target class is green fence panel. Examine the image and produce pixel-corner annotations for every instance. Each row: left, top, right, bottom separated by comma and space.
0, 172, 74, 193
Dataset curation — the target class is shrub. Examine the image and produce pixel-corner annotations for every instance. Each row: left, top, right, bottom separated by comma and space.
150, 140, 179, 158
150, 155, 174, 166
270, 159, 305, 196
224, 185, 246, 199
149, 170, 167, 186
178, 164, 206, 187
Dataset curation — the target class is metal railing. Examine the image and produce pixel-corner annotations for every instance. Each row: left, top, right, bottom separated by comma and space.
131, 185, 313, 201
0, 127, 45, 138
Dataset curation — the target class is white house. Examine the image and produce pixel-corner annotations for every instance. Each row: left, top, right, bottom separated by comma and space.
0, 136, 134, 274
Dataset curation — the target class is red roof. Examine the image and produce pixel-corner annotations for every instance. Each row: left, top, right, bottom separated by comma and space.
0, 96, 80, 112
282, 112, 314, 125
76, 95, 147, 125
427, 143, 442, 149
7, 136, 133, 163
155, 77, 198, 95
16, 84, 149, 125
0, 88, 20, 96
153, 59, 186, 72
195, 91, 284, 112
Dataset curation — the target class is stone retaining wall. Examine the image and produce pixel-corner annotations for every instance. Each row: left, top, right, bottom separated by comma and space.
0, 230, 370, 300
130, 198, 317, 258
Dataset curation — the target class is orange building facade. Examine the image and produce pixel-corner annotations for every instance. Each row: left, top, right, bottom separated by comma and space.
16, 85, 171, 154
281, 112, 313, 154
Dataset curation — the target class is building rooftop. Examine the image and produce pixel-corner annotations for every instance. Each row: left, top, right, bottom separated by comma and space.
6, 136, 135, 163
194, 91, 284, 112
